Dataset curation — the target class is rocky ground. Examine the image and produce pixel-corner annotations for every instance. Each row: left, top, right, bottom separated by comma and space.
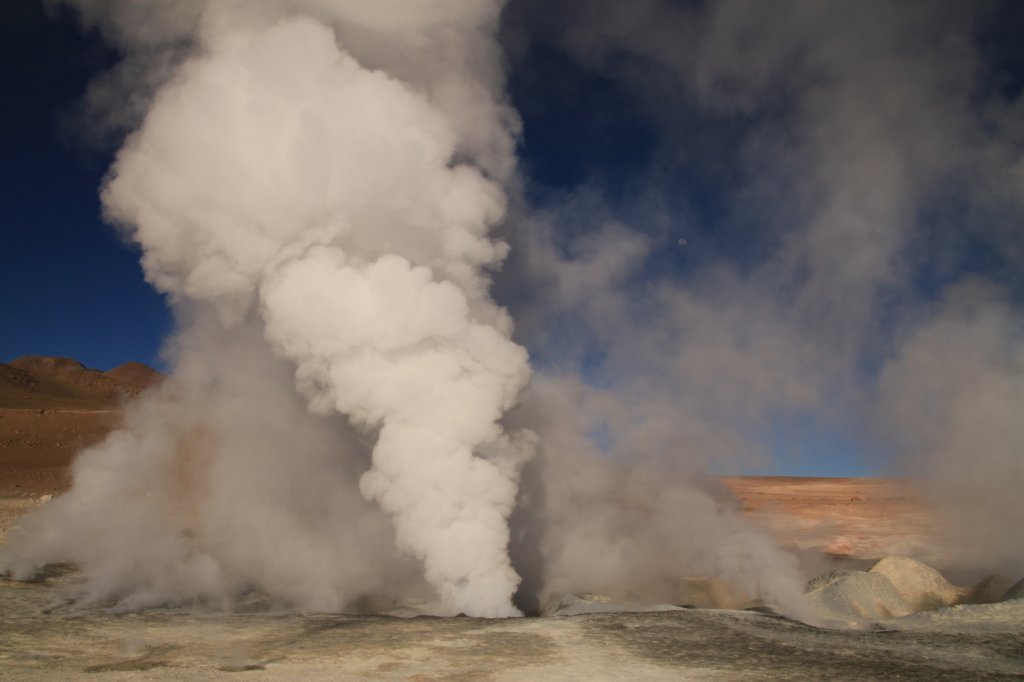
3, 567, 1023, 680
3, 565, 1023, 682
1, 356, 1022, 679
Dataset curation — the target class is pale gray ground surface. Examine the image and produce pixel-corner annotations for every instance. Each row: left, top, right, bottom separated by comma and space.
2, 569, 1024, 681
3, 499, 1024, 680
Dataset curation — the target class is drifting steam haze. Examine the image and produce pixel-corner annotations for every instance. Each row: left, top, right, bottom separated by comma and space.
500, 0, 1024, 583
3, 0, 1023, 618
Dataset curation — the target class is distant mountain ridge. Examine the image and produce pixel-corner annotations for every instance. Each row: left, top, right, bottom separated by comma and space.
0, 356, 163, 409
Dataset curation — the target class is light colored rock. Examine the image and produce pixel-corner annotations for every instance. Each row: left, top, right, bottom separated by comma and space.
868, 556, 960, 611
806, 571, 913, 623
805, 568, 858, 593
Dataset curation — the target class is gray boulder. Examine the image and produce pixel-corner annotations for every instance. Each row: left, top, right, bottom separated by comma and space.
1004, 578, 1024, 602
964, 575, 1015, 605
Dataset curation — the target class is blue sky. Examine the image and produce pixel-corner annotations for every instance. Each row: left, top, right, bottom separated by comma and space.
2, 1, 1022, 477
1, 2, 170, 370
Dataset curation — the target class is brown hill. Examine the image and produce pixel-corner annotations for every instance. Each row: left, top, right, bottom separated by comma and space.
0, 356, 161, 494
104, 361, 163, 390
0, 356, 162, 409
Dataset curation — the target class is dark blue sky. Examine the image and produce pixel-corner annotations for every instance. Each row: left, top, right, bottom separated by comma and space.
6, 1, 1021, 371
1, 1, 170, 370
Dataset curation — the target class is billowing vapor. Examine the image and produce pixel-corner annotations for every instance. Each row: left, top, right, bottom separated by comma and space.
4, 315, 432, 611
5, 0, 1021, 622
500, 0, 1024, 582
6, 0, 533, 618
506, 374, 809, 616
877, 281, 1024, 572
98, 9, 532, 616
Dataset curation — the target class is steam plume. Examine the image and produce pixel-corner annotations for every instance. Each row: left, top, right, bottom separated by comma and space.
6, 0, 532, 618
102, 11, 531, 616
9, 0, 1020, 623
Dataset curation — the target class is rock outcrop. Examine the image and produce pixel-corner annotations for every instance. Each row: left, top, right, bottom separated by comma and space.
1004, 578, 1024, 602
868, 556, 962, 611
965, 575, 1015, 605
806, 571, 913, 623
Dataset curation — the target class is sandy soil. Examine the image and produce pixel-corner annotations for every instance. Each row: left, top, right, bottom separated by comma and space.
0, 354, 158, 497
0, 408, 122, 497
0, 407, 122, 543
720, 476, 938, 565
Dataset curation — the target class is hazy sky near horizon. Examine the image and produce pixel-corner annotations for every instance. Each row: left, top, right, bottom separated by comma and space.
2, 1, 1023, 478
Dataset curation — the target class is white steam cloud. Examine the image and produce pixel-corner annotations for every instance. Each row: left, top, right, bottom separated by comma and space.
12, 0, 1020, 623
6, 0, 533, 618
102, 12, 530, 616
4, 317, 432, 612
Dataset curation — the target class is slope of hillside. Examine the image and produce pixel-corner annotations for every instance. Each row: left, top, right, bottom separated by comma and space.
0, 356, 160, 409
103, 361, 163, 390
